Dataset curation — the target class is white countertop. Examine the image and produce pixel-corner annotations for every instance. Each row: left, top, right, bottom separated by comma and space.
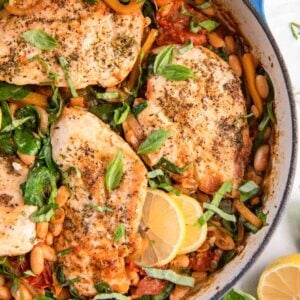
236, 0, 300, 296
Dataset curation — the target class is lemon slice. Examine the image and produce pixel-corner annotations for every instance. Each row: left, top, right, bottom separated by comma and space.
257, 254, 300, 300
135, 189, 186, 267
171, 194, 207, 255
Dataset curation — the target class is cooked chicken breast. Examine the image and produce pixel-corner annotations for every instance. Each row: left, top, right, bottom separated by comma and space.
51, 107, 147, 296
0, 156, 36, 256
136, 46, 251, 194
0, 0, 145, 88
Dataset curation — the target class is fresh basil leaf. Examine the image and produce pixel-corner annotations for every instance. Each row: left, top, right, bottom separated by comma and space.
22, 163, 58, 206
22, 29, 59, 50
189, 17, 202, 33
239, 181, 259, 202
58, 56, 78, 98
105, 151, 124, 191
69, 284, 86, 300
178, 40, 193, 55
197, 182, 232, 227
266, 101, 276, 124
223, 288, 256, 300
14, 128, 41, 155
89, 104, 115, 123
61, 277, 81, 288
198, 20, 219, 32
1, 116, 33, 133
290, 22, 300, 40
151, 182, 181, 196
31, 203, 59, 222
114, 223, 126, 242
155, 157, 191, 175
159, 64, 195, 81
148, 169, 165, 179
143, 268, 195, 287
36, 297, 55, 300
113, 103, 130, 125
204, 203, 236, 222
93, 293, 130, 300
88, 204, 113, 213
180, 5, 193, 16
138, 130, 171, 154
132, 100, 148, 116
57, 248, 72, 257
94, 282, 111, 294
0, 82, 30, 101
153, 45, 174, 74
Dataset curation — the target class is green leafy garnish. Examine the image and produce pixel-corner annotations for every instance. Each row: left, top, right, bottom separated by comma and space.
256, 207, 268, 226
0, 82, 30, 101
23, 270, 36, 277
160, 64, 195, 81
22, 163, 57, 207
31, 203, 59, 222
88, 204, 113, 213
190, 18, 219, 33
153, 45, 174, 74
152, 283, 174, 300
114, 224, 126, 242
14, 127, 41, 155
239, 181, 259, 202
143, 268, 195, 287
113, 103, 130, 125
0, 116, 32, 133
197, 2, 212, 10
96, 92, 120, 100
132, 100, 148, 116
203, 203, 236, 222
105, 151, 124, 191
155, 157, 192, 175
94, 282, 111, 294
178, 40, 193, 55
93, 293, 130, 300
22, 29, 59, 50
58, 56, 78, 97
57, 248, 73, 257
197, 182, 232, 227
138, 130, 171, 154
223, 288, 256, 300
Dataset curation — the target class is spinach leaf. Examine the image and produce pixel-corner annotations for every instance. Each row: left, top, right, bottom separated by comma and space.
105, 151, 124, 191
1, 116, 33, 133
22, 29, 59, 51
22, 163, 57, 207
14, 127, 41, 155
38, 136, 58, 175
47, 87, 63, 123
138, 130, 171, 154
15, 105, 39, 130
0, 134, 16, 155
0, 101, 12, 129
142, 0, 157, 28
0, 82, 30, 101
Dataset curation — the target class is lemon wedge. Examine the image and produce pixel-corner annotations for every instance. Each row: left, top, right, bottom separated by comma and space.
171, 194, 207, 255
135, 189, 186, 267
257, 253, 300, 299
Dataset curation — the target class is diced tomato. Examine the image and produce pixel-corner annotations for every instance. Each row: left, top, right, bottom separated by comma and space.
189, 250, 214, 272
26, 263, 52, 289
134, 276, 167, 298
156, 0, 207, 45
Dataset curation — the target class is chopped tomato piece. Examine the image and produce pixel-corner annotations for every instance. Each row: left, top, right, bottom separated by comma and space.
26, 263, 52, 289
190, 250, 214, 272
134, 276, 167, 298
156, 0, 207, 45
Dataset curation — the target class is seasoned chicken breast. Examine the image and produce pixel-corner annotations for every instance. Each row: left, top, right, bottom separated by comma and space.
136, 46, 251, 194
51, 107, 147, 296
0, 156, 36, 256
0, 0, 145, 88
